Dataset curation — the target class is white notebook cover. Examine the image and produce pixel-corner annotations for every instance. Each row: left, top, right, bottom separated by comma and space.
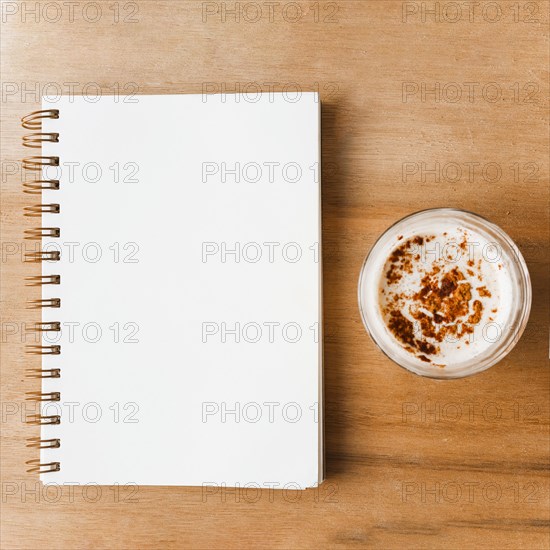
37, 93, 323, 487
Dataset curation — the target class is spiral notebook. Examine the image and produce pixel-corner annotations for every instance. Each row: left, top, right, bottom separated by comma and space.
23, 93, 323, 487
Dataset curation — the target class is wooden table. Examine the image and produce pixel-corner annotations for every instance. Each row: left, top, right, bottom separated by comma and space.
1, 1, 548, 548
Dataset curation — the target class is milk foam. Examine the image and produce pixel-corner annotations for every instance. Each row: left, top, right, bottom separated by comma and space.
364, 220, 516, 369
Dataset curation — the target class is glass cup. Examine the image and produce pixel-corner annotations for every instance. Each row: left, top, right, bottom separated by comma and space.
357, 208, 532, 379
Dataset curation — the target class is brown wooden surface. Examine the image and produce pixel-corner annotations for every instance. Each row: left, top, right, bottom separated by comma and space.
1, 1, 549, 548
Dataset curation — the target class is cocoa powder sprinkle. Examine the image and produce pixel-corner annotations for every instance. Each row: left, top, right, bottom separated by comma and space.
380, 234, 497, 366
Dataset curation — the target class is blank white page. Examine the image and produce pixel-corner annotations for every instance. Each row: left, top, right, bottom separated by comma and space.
37, 93, 322, 487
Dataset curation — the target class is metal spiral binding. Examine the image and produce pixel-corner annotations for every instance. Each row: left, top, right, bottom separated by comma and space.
26, 437, 60, 449
28, 322, 61, 333
24, 204, 60, 217
25, 275, 61, 287
26, 345, 61, 355
22, 156, 59, 171
26, 391, 61, 401
23, 133, 59, 148
23, 180, 60, 194
23, 109, 61, 474
26, 368, 61, 379
21, 109, 59, 130
26, 414, 61, 425
24, 228, 61, 240
26, 298, 61, 309
25, 460, 61, 473
24, 251, 61, 263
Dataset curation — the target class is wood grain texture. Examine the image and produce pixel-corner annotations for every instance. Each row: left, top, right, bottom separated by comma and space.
1, 1, 548, 548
